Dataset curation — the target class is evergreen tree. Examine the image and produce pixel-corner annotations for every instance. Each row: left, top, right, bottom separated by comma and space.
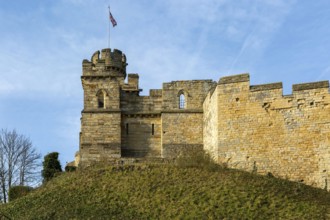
42, 152, 62, 182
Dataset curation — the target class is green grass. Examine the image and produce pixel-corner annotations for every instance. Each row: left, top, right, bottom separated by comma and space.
0, 162, 329, 219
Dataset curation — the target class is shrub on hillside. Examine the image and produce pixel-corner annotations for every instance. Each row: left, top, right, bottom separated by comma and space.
42, 152, 62, 182
175, 149, 220, 171
9, 186, 33, 201
65, 165, 76, 172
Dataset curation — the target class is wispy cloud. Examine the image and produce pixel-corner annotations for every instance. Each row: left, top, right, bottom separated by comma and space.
0, 80, 20, 95
316, 66, 330, 81
225, 0, 297, 75
0, 0, 329, 166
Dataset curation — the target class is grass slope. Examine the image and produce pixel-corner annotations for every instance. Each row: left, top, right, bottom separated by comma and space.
0, 163, 329, 219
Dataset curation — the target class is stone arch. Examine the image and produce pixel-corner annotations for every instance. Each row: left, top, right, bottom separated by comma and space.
178, 90, 188, 109
96, 89, 108, 109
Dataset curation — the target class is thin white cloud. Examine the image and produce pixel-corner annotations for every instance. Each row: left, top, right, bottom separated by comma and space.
225, 0, 297, 75
227, 25, 259, 75
316, 66, 330, 81
0, 0, 328, 166
0, 80, 20, 95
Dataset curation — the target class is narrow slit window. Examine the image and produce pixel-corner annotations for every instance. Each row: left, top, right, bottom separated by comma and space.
179, 94, 185, 109
152, 124, 154, 135
126, 123, 129, 135
97, 91, 105, 108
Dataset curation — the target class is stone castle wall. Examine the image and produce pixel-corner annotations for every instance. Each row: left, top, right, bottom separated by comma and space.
80, 113, 121, 164
161, 80, 216, 157
121, 115, 161, 157
121, 89, 163, 112
79, 49, 127, 165
203, 87, 219, 158
203, 74, 330, 190
162, 112, 204, 157
162, 80, 216, 110
78, 48, 329, 190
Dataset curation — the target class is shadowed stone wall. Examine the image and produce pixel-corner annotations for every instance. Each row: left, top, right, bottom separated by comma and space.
121, 115, 161, 157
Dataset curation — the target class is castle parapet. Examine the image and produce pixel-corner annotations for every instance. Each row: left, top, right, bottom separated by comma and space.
150, 89, 162, 97
82, 48, 127, 78
250, 82, 282, 92
293, 81, 329, 92
127, 74, 139, 90
218, 73, 249, 84
217, 73, 329, 96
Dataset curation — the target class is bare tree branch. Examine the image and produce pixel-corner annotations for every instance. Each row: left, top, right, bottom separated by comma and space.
0, 129, 41, 203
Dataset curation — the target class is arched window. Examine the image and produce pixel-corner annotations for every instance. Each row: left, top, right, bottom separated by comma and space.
97, 90, 105, 108
179, 93, 185, 109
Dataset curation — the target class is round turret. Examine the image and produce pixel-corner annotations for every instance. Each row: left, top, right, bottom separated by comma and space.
82, 48, 127, 78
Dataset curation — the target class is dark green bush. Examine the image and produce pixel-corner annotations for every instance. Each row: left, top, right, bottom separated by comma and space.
9, 185, 33, 201
42, 152, 62, 182
175, 149, 220, 171
65, 165, 77, 172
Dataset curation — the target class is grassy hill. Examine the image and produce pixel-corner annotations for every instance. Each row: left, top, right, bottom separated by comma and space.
0, 160, 329, 219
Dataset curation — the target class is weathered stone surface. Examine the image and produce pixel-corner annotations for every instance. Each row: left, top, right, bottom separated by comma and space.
203, 77, 330, 190
162, 112, 204, 158
250, 82, 282, 92
162, 80, 216, 110
121, 115, 161, 158
218, 73, 249, 84
293, 80, 329, 91
77, 48, 330, 191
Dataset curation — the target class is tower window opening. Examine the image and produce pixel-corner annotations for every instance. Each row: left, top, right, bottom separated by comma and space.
97, 91, 105, 108
98, 100, 104, 108
179, 94, 185, 109
126, 123, 129, 135
152, 124, 154, 135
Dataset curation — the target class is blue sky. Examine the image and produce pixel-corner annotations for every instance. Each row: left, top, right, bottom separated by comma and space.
0, 0, 329, 166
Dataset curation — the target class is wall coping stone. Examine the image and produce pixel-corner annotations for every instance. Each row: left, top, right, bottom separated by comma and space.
293, 80, 329, 91
82, 109, 121, 114
218, 73, 250, 84
122, 111, 161, 115
161, 109, 203, 113
250, 82, 283, 92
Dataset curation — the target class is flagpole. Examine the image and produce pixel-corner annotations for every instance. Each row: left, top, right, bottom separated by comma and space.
108, 6, 111, 49
108, 6, 117, 49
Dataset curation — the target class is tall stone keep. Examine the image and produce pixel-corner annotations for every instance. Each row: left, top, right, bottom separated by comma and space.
79, 49, 128, 164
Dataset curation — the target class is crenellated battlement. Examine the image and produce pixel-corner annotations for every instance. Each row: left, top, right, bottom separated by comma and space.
78, 47, 329, 191
82, 48, 127, 78
216, 73, 329, 96
204, 73, 330, 191
250, 82, 283, 92
218, 73, 250, 84
292, 80, 329, 92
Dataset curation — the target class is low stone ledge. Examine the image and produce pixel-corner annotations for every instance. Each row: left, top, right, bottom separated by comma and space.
250, 82, 283, 92
82, 109, 121, 114
81, 71, 125, 78
161, 109, 203, 113
163, 80, 214, 88
218, 73, 250, 84
293, 80, 329, 91
122, 111, 161, 117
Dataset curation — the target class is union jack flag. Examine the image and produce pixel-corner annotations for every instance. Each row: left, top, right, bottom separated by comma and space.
109, 11, 117, 27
